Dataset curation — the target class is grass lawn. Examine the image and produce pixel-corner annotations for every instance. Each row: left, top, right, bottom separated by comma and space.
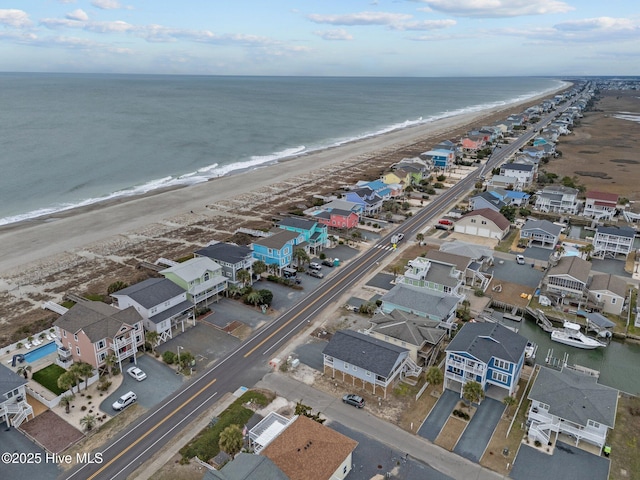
32, 364, 67, 396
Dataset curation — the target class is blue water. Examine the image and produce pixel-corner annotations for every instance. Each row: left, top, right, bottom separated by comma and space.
24, 342, 57, 363
0, 74, 564, 225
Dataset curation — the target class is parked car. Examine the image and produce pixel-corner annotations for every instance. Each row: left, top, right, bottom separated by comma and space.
342, 394, 365, 408
321, 259, 334, 267
309, 262, 322, 271
306, 270, 324, 279
516, 254, 526, 265
127, 366, 147, 381
112, 391, 137, 411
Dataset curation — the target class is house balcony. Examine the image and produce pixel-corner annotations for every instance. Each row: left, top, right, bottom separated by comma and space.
57, 346, 73, 360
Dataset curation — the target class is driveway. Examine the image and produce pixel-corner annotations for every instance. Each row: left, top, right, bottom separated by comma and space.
100, 354, 183, 414
202, 298, 266, 329
510, 441, 609, 480
417, 389, 459, 442
0, 424, 61, 478
454, 397, 505, 462
293, 338, 327, 371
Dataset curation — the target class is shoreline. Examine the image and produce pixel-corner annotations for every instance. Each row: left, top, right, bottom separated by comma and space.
0, 84, 568, 278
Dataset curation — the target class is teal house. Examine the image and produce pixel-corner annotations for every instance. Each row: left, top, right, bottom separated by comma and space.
277, 217, 328, 255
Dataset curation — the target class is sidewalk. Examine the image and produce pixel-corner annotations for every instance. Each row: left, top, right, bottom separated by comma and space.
255, 372, 507, 480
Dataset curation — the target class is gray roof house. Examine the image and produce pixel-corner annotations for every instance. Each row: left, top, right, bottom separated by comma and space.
454, 208, 511, 240
202, 452, 288, 480
0, 363, 33, 428
195, 242, 254, 286
520, 219, 562, 249
444, 322, 528, 397
544, 256, 592, 300
366, 310, 446, 366
527, 366, 618, 450
592, 225, 636, 259
111, 278, 193, 344
380, 283, 460, 328
588, 273, 628, 316
322, 329, 414, 399
468, 191, 506, 212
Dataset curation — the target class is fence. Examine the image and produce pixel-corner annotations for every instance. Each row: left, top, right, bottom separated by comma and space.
27, 372, 99, 409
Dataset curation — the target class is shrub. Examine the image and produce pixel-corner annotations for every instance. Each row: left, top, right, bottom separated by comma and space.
433, 182, 444, 189
534, 440, 542, 447
163, 351, 177, 365
81, 405, 87, 411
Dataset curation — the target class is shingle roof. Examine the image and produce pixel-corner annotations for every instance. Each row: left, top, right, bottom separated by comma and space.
261, 415, 358, 480
528, 367, 618, 427
380, 284, 459, 321
369, 310, 445, 347
589, 273, 627, 298
596, 225, 636, 238
424, 250, 470, 272
278, 217, 317, 230
195, 242, 252, 265
253, 230, 300, 249
522, 219, 563, 236
322, 329, 408, 377
502, 163, 534, 172
445, 322, 527, 364
203, 453, 288, 480
461, 208, 511, 231
548, 256, 592, 283
54, 301, 142, 343
0, 363, 27, 395
111, 278, 185, 309
472, 192, 506, 209
586, 191, 619, 202
439, 240, 494, 261
161, 257, 222, 281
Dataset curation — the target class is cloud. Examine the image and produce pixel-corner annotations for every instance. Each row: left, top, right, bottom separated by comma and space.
58, 0, 77, 3
0, 9, 32, 28
416, 0, 574, 18
91, 0, 131, 10
393, 19, 456, 31
554, 17, 636, 32
66, 9, 89, 22
307, 11, 413, 26
313, 29, 354, 41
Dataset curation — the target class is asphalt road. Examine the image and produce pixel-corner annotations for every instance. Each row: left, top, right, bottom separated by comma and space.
61, 100, 575, 480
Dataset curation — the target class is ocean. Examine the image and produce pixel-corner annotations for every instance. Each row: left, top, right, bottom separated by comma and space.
0, 74, 564, 226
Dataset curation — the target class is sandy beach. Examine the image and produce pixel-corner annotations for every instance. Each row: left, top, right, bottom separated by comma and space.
0, 86, 567, 344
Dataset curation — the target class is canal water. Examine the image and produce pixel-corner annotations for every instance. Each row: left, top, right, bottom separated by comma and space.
514, 316, 640, 395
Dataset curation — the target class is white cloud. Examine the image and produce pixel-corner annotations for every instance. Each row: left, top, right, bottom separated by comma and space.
417, 0, 574, 18
0, 9, 32, 28
58, 0, 77, 4
91, 0, 131, 10
66, 9, 88, 22
313, 29, 354, 41
554, 17, 635, 32
307, 11, 413, 26
86, 20, 135, 33
393, 19, 456, 31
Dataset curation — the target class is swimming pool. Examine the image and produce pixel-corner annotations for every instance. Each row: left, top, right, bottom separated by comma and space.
24, 342, 57, 362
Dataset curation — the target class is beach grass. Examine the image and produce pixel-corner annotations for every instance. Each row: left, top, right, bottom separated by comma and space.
32, 364, 67, 396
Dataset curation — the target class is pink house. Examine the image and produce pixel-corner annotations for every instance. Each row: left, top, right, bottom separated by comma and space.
314, 208, 360, 229
53, 301, 144, 373
461, 135, 485, 152
583, 191, 619, 221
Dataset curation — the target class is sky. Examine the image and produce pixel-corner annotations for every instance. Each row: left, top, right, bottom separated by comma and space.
0, 0, 638, 76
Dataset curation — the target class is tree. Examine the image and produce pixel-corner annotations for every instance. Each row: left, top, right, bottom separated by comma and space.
416, 233, 424, 244
257, 289, 273, 307
71, 362, 94, 391
145, 331, 159, 354
80, 414, 97, 432
104, 354, 117, 377
57, 371, 78, 395
107, 281, 128, 295
391, 264, 403, 279
499, 205, 517, 222
218, 424, 243, 457
17, 365, 32, 379
579, 243, 594, 260
294, 401, 326, 424
226, 284, 241, 299
246, 291, 262, 307
252, 260, 267, 278
59, 394, 74, 414
293, 248, 310, 268
503, 395, 517, 416
236, 269, 251, 288
462, 381, 485, 411
425, 366, 443, 386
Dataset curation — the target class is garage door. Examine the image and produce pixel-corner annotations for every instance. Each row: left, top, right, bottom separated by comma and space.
478, 228, 490, 237
465, 226, 478, 235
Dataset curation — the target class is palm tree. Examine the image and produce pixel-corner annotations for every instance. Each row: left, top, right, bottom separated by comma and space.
104, 354, 117, 377
17, 365, 32, 379
71, 362, 94, 391
57, 371, 78, 395
59, 394, 74, 413
145, 331, 159, 354
503, 395, 517, 416
462, 381, 485, 411
226, 284, 241, 299
425, 366, 443, 387
236, 269, 251, 288
579, 243, 594, 260
107, 281, 128, 295
218, 424, 243, 457
252, 260, 267, 279
246, 291, 262, 307
293, 248, 310, 268
80, 414, 97, 432
416, 233, 424, 244
391, 264, 403, 279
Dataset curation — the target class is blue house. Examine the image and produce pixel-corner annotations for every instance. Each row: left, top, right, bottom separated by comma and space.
277, 217, 328, 255
341, 189, 382, 216
356, 180, 393, 200
444, 322, 527, 398
421, 148, 453, 169
251, 229, 303, 272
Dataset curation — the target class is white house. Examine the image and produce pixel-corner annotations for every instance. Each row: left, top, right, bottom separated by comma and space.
582, 191, 618, 221
535, 186, 579, 214
499, 162, 535, 189
588, 273, 627, 316
0, 364, 33, 428
454, 208, 511, 240
520, 219, 563, 250
592, 226, 635, 260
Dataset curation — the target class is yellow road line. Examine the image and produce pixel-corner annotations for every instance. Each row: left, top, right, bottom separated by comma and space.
87, 378, 217, 479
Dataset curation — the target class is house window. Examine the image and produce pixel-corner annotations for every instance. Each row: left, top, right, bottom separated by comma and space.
492, 371, 508, 383
203, 272, 210, 281
134, 323, 140, 330
352, 366, 357, 371
344, 362, 349, 369
494, 359, 508, 370
471, 219, 476, 223
98, 352, 106, 363
611, 298, 617, 304
135, 335, 141, 343
63, 331, 66, 338
97, 340, 106, 350
451, 366, 463, 376
74, 334, 78, 341
76, 346, 81, 356
587, 419, 601, 429
366, 371, 371, 377
481, 220, 487, 225
343, 465, 348, 475
268, 248, 273, 255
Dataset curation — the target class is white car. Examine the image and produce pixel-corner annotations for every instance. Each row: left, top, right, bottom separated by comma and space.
516, 254, 526, 265
127, 366, 147, 381
309, 262, 322, 271
112, 391, 137, 411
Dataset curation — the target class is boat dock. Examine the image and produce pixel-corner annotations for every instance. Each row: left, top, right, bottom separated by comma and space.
525, 307, 555, 333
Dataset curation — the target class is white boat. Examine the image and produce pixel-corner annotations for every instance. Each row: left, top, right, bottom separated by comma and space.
550, 322, 606, 349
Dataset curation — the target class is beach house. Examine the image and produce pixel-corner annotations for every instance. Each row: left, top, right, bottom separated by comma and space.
277, 216, 328, 255
453, 208, 511, 240
194, 242, 255, 286
0, 364, 33, 428
588, 273, 628, 316
543, 256, 592, 301
534, 186, 579, 214
444, 322, 528, 398
519, 219, 563, 250
499, 162, 535, 189
379, 283, 460, 329
341, 188, 383, 217
468, 191, 507, 213
161, 257, 228, 305
527, 366, 618, 451
398, 256, 464, 297
322, 329, 418, 399
111, 278, 194, 344
591, 225, 635, 259
53, 301, 144, 372
251, 229, 304, 272
424, 249, 493, 291
582, 191, 619, 221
